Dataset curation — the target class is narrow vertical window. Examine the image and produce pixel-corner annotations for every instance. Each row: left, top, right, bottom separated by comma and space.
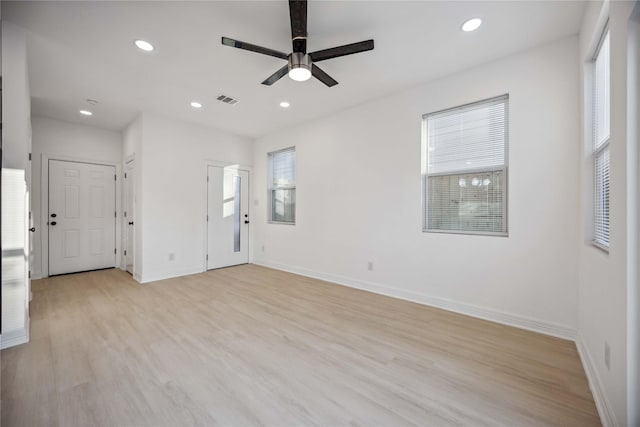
593, 29, 610, 250
423, 95, 509, 235
268, 147, 296, 224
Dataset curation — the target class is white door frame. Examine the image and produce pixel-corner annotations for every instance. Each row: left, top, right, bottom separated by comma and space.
41, 154, 122, 278
202, 160, 252, 272
123, 156, 136, 276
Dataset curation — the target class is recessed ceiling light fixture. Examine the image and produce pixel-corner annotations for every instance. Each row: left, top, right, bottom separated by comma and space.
134, 39, 154, 52
279, 101, 290, 108
190, 101, 203, 109
79, 110, 93, 116
462, 18, 482, 32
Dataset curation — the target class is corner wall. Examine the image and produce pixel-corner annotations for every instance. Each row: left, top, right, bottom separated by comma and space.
576, 2, 635, 426
137, 112, 253, 283
252, 36, 581, 339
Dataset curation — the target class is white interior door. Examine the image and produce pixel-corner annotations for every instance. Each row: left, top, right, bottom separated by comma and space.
207, 166, 249, 269
49, 160, 116, 276
124, 161, 135, 274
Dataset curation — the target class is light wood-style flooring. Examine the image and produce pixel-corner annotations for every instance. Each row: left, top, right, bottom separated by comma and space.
2, 265, 599, 426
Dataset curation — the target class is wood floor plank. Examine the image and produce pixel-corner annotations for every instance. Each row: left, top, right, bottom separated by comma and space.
1, 265, 600, 426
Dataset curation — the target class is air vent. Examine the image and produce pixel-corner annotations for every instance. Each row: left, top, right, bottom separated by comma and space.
216, 94, 239, 105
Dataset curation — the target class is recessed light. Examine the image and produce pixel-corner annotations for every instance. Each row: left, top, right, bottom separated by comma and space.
462, 18, 482, 32
279, 101, 290, 108
134, 39, 154, 52
79, 110, 93, 116
190, 101, 203, 109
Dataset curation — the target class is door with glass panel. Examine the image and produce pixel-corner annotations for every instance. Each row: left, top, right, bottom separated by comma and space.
207, 166, 249, 269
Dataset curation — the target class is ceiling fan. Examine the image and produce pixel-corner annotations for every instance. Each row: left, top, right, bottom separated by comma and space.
221, 0, 374, 87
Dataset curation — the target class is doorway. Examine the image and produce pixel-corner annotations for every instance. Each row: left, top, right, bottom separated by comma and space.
207, 165, 249, 269
48, 159, 116, 275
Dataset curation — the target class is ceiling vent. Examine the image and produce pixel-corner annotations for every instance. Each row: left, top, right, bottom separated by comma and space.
216, 94, 239, 105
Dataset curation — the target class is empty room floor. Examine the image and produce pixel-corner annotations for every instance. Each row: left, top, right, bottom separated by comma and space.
1, 265, 599, 426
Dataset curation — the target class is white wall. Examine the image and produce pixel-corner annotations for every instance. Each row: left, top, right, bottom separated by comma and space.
137, 112, 253, 282
1, 21, 31, 173
31, 116, 123, 278
577, 2, 636, 426
1, 21, 32, 348
627, 4, 640, 424
253, 36, 581, 338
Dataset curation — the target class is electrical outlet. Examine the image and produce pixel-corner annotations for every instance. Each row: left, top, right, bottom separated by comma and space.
605, 342, 611, 370
169, 253, 175, 261
368, 261, 373, 271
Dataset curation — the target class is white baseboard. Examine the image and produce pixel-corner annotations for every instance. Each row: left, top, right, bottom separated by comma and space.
0, 328, 29, 349
576, 336, 616, 427
140, 265, 204, 284
254, 260, 577, 341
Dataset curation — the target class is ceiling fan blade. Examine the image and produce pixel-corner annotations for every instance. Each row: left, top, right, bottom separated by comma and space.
261, 65, 290, 86
289, 0, 307, 53
309, 39, 374, 62
312, 64, 338, 87
222, 37, 288, 60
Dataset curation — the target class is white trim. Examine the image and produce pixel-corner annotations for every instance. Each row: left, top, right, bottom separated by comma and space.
40, 153, 122, 278
576, 335, 615, 427
0, 324, 29, 350
140, 265, 203, 284
254, 260, 576, 340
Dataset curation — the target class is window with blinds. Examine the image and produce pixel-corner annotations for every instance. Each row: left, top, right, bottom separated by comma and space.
268, 147, 296, 224
592, 29, 610, 250
423, 95, 508, 235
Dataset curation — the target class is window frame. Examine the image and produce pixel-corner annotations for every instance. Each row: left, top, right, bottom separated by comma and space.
267, 146, 296, 225
421, 95, 509, 237
591, 25, 611, 252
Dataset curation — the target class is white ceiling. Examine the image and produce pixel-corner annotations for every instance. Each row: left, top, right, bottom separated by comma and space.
4, 1, 586, 138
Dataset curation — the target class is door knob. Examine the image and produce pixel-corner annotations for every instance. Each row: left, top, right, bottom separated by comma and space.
50, 213, 57, 218
29, 227, 36, 232
128, 222, 134, 225
50, 221, 57, 226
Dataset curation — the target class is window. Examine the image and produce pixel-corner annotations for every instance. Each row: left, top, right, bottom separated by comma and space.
592, 28, 610, 250
268, 147, 296, 224
423, 95, 508, 235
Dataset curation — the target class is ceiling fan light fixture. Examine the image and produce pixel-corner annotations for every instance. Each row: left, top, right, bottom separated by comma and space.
288, 52, 312, 82
289, 67, 311, 82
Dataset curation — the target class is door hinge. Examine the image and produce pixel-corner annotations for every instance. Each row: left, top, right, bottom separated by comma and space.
114, 248, 117, 254
206, 215, 209, 221
207, 176, 209, 182
124, 211, 127, 218
115, 211, 117, 218
124, 172, 127, 179
206, 254, 209, 260
28, 153, 32, 161
114, 174, 117, 181
28, 270, 31, 278
124, 250, 127, 256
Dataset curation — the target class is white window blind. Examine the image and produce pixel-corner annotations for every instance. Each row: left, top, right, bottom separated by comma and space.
269, 147, 296, 223
423, 95, 508, 235
593, 29, 610, 249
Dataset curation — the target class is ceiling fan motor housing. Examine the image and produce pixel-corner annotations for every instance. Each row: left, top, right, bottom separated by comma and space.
288, 52, 312, 73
